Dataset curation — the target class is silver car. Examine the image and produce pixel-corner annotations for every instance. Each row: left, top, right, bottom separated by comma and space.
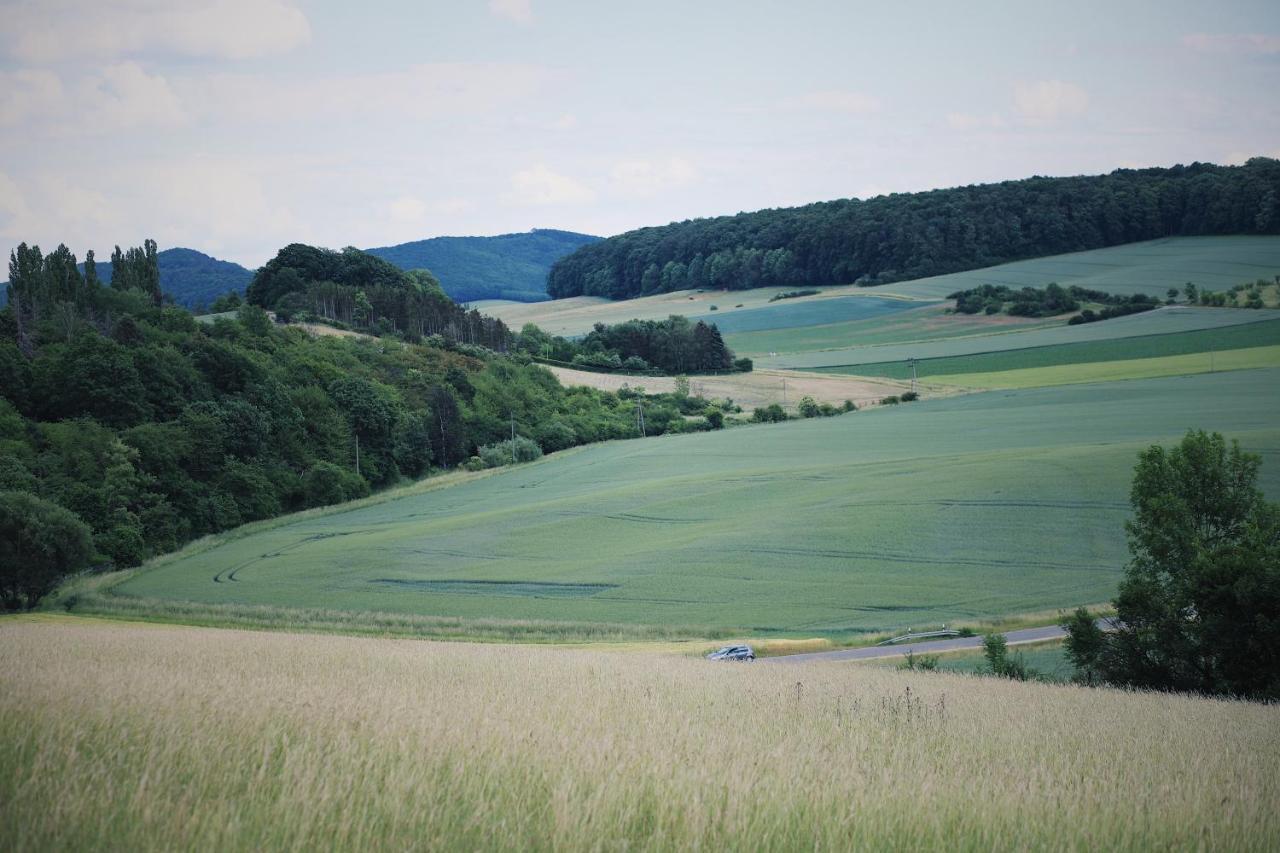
707, 645, 755, 661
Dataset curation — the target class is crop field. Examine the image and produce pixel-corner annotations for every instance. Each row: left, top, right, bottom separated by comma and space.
819, 316, 1280, 381
759, 306, 1276, 370
868, 235, 1280, 300
92, 370, 1280, 640
726, 303, 1061, 356
3, 617, 1278, 851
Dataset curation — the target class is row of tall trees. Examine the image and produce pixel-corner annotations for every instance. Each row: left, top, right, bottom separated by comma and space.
548, 159, 1280, 299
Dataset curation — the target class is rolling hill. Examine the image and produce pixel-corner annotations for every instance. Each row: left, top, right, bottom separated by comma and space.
366, 229, 600, 303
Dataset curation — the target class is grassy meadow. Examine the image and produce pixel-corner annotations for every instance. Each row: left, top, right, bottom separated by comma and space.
3, 616, 1277, 851
80, 370, 1280, 641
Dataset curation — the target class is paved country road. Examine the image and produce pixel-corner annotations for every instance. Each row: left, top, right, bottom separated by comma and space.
763, 624, 1075, 665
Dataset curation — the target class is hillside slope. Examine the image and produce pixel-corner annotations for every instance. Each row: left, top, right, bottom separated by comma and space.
113, 369, 1280, 635
367, 229, 600, 303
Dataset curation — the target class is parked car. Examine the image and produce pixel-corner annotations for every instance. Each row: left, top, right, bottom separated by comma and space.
707, 645, 755, 661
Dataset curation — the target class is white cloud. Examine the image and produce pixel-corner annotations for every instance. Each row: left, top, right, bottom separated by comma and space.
0, 69, 65, 127
0, 172, 34, 233
798, 90, 881, 115
489, 0, 533, 24
80, 63, 187, 128
0, 63, 185, 133
1013, 80, 1089, 123
946, 112, 1008, 131
2, 0, 311, 63
506, 164, 595, 206
1182, 33, 1280, 55
610, 157, 697, 199
181, 63, 557, 124
388, 196, 429, 224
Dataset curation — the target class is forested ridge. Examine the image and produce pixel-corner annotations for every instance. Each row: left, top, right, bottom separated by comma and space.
0, 239, 720, 609
547, 159, 1280, 299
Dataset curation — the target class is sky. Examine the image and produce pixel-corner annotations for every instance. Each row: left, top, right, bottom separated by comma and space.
1, 0, 1278, 268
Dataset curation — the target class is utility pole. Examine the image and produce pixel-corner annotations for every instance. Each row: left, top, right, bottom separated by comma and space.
782, 377, 788, 408
908, 357, 918, 395
636, 399, 646, 437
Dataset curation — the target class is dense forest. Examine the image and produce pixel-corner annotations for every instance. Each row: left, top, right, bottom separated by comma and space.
246, 243, 512, 348
547, 159, 1280, 300
367, 229, 600, 303
516, 316, 748, 374
0, 239, 720, 608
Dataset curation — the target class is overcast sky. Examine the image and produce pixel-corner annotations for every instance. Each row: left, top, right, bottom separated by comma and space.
2, 0, 1278, 268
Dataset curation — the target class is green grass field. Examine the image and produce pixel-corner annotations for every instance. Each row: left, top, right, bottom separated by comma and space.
816, 316, 1280, 380
760, 306, 1276, 370
94, 370, 1280, 640
877, 640, 1075, 681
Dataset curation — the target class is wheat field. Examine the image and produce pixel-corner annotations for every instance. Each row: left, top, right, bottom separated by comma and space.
2, 616, 1277, 851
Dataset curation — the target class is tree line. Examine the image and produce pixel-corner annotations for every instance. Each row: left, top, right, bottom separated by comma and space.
0, 239, 718, 609
547, 159, 1280, 300
514, 316, 750, 374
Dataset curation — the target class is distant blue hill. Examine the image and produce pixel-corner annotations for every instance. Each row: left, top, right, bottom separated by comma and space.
366, 229, 601, 303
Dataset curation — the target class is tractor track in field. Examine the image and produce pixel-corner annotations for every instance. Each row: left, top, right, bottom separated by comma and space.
211, 531, 360, 584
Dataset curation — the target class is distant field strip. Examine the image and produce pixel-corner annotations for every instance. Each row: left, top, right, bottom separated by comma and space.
761, 307, 1276, 369
688, 295, 925, 334
108, 370, 1280, 637
817, 316, 1280, 380
936, 345, 1280, 389
727, 303, 1062, 355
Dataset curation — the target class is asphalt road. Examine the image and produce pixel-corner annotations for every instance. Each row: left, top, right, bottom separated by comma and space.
763, 624, 1073, 664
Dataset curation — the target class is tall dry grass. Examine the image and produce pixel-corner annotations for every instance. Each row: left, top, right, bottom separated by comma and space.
2, 616, 1277, 851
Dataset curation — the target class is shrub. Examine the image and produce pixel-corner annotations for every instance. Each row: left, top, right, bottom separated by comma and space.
797, 396, 820, 418
842, 400, 857, 412
477, 436, 544, 468
704, 407, 724, 429
733, 357, 754, 373
751, 404, 787, 423
879, 396, 900, 405
900, 391, 919, 402
897, 651, 939, 671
